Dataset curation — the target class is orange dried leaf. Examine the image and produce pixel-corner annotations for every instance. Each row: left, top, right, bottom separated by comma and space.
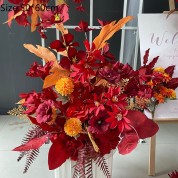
31, 0, 39, 32
55, 24, 68, 34
23, 43, 70, 88
23, 44, 57, 64
43, 67, 69, 88
93, 16, 133, 49
31, 12, 38, 32
16, 99, 25, 105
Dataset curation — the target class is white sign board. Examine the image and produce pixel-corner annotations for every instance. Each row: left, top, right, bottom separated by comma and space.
138, 14, 178, 119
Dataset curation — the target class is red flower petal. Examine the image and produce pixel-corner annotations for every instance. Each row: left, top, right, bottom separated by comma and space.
48, 138, 69, 170
118, 132, 139, 155
50, 40, 65, 52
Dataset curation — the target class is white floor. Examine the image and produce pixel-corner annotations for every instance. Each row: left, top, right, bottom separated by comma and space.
0, 115, 177, 178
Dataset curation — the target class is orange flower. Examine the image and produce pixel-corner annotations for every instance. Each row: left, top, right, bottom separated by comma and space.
163, 73, 171, 83
154, 93, 165, 103
166, 89, 176, 99
153, 67, 165, 73
147, 80, 154, 88
55, 77, 74, 96
64, 117, 82, 137
159, 86, 168, 96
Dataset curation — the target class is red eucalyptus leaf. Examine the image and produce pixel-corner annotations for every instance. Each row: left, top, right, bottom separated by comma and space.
48, 139, 69, 170
135, 118, 159, 139
167, 78, 178, 90
13, 135, 48, 151
127, 110, 159, 139
165, 66, 175, 77
143, 48, 150, 65
118, 132, 139, 155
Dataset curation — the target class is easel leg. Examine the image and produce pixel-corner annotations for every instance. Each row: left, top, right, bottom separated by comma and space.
148, 135, 156, 176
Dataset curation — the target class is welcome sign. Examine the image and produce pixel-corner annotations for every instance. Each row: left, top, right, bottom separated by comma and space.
138, 14, 178, 119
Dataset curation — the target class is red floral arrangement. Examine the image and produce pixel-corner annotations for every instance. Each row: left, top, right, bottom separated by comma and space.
127, 48, 178, 116
6, 1, 178, 178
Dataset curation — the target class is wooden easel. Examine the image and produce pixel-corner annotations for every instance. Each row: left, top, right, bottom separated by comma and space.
148, 1, 178, 176
148, 2, 178, 176
169, 0, 175, 10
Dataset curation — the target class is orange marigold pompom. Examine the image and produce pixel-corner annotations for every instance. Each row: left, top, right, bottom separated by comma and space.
64, 118, 82, 137
153, 67, 165, 73
166, 89, 176, 99
154, 93, 165, 103
55, 77, 74, 96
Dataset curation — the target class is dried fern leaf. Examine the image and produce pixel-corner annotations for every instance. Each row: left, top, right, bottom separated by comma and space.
23, 149, 40, 173
17, 126, 47, 173
94, 157, 111, 178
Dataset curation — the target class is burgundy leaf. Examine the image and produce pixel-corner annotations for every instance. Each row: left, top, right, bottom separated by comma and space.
165, 66, 175, 77
118, 132, 139, 155
97, 19, 111, 27
143, 48, 150, 65
13, 135, 48, 151
167, 78, 178, 90
127, 110, 159, 139
75, 20, 92, 32
48, 138, 69, 170
73, 0, 83, 4
76, 5, 86, 12
147, 56, 159, 72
